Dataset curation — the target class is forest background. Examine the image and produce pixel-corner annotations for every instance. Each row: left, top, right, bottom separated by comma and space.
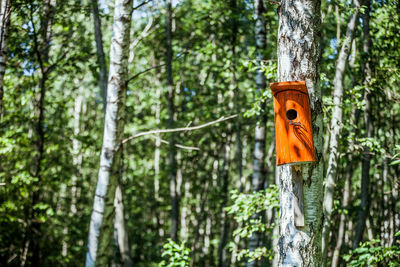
0, 0, 399, 266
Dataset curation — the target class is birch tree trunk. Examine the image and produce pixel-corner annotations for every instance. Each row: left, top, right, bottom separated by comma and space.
92, 1, 132, 264
331, 135, 357, 267
92, 0, 108, 109
114, 183, 133, 267
86, 1, 133, 266
276, 0, 324, 265
247, 1, 267, 266
165, 0, 179, 242
0, 0, 10, 119
321, 0, 360, 261
354, 0, 373, 248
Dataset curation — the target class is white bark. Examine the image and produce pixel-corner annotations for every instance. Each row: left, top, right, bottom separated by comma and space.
321, 0, 360, 261
276, 0, 324, 266
86, 0, 133, 266
63, 93, 84, 257
71, 94, 83, 215
0, 0, 10, 118
114, 184, 133, 267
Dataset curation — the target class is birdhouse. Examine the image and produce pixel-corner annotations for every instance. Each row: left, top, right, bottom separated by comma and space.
270, 81, 316, 166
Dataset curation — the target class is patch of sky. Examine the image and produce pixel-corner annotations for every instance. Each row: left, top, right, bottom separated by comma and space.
183, 87, 196, 102
328, 38, 338, 59
22, 60, 35, 76
99, 0, 109, 14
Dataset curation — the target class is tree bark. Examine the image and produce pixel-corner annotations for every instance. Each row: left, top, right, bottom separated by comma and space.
86, 0, 133, 266
218, 139, 232, 267
276, 0, 324, 265
353, 0, 373, 248
247, 1, 267, 266
114, 183, 133, 267
331, 156, 353, 267
23, 1, 57, 265
321, 0, 360, 261
0, 0, 10, 119
93, 1, 132, 264
165, 0, 179, 243
92, 0, 108, 109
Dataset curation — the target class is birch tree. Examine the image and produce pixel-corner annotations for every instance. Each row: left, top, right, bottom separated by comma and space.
275, 0, 324, 265
0, 0, 10, 118
86, 0, 133, 266
92, 1, 132, 265
321, 0, 360, 261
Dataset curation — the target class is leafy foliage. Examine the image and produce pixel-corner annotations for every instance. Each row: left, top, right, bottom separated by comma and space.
159, 239, 191, 267
344, 232, 400, 266
226, 185, 279, 262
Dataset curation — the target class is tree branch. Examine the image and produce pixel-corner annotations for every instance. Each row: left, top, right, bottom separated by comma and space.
126, 52, 188, 84
133, 0, 151, 11
122, 114, 237, 144
126, 63, 166, 84
149, 135, 200, 151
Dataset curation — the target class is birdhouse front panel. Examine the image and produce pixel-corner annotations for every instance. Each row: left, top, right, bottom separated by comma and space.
270, 81, 316, 166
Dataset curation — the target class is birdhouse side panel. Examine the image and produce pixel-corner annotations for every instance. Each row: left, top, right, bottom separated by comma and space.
285, 92, 316, 164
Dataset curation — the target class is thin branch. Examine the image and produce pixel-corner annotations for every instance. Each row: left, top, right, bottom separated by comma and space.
133, 0, 151, 11
126, 63, 166, 84
122, 114, 237, 144
149, 135, 200, 151
129, 16, 155, 62
126, 52, 188, 84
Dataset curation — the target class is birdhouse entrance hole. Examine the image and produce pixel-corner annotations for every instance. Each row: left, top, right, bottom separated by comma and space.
286, 109, 297, 120
269, 81, 317, 165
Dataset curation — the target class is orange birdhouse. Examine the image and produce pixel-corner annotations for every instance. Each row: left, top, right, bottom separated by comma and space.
270, 81, 316, 166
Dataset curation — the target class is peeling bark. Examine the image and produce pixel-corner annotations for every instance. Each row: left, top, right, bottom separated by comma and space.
85, 0, 133, 266
276, 0, 324, 266
0, 0, 10, 118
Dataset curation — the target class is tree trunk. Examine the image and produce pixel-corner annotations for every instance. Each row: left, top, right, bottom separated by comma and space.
276, 0, 324, 265
165, 0, 179, 243
321, 0, 360, 261
62, 93, 84, 258
331, 156, 353, 267
353, 0, 373, 248
23, 1, 57, 265
93, 1, 132, 264
247, 1, 267, 266
92, 0, 108, 109
218, 139, 232, 267
114, 184, 133, 267
86, 0, 133, 266
0, 0, 10, 119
